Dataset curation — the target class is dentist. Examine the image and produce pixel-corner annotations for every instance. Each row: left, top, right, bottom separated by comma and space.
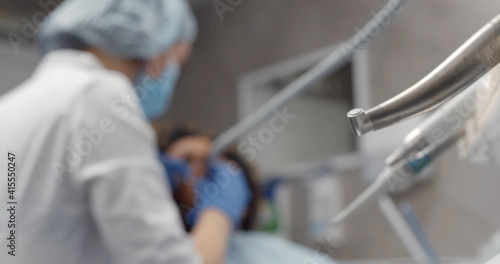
0, 0, 251, 264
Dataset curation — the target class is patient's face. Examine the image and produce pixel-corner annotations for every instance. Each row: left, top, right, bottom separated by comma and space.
167, 135, 212, 179
166, 135, 212, 209
166, 135, 253, 229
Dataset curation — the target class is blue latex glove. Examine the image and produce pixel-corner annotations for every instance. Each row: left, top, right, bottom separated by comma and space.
159, 153, 192, 191
187, 160, 252, 229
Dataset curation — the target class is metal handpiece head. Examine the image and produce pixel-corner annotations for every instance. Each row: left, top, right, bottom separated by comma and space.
347, 108, 374, 136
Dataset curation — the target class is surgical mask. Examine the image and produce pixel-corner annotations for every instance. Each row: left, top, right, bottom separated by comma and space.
134, 60, 181, 120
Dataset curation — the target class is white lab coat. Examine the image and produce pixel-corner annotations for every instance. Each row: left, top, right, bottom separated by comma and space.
0, 50, 201, 264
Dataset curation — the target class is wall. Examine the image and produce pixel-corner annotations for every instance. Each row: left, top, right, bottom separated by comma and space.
0, 41, 38, 96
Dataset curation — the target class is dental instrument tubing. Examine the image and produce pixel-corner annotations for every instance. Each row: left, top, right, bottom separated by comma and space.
386, 83, 480, 166
348, 13, 500, 136
209, 0, 412, 159
330, 129, 462, 227
331, 83, 481, 226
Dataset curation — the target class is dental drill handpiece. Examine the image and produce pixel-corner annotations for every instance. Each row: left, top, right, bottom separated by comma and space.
348, 13, 500, 136
330, 86, 480, 227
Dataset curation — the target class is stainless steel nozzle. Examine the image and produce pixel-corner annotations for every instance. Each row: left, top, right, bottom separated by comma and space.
349, 14, 500, 136
347, 108, 374, 136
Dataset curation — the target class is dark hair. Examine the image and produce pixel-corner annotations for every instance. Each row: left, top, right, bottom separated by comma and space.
154, 122, 214, 152
154, 122, 260, 230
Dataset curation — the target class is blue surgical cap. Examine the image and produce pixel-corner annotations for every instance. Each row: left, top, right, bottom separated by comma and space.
38, 0, 197, 60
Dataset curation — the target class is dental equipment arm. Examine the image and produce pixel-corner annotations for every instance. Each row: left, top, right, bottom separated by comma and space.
209, 0, 411, 159
331, 84, 481, 226
348, 13, 500, 136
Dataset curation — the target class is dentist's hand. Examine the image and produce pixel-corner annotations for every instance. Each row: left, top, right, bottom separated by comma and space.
159, 153, 191, 191
188, 160, 252, 229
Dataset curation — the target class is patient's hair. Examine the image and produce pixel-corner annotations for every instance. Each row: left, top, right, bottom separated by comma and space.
155, 122, 214, 153
154, 122, 260, 230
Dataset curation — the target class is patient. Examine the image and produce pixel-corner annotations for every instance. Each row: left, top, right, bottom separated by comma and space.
155, 122, 259, 230
155, 122, 338, 264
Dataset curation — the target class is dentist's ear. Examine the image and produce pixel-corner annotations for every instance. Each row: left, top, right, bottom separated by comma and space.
171, 42, 193, 66
146, 42, 193, 78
